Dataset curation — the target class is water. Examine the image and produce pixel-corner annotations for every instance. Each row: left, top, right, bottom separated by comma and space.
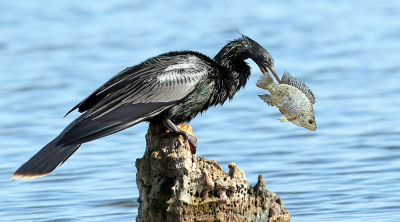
1, 0, 400, 221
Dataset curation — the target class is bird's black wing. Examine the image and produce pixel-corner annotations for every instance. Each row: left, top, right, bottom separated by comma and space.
12, 54, 211, 180
59, 54, 212, 144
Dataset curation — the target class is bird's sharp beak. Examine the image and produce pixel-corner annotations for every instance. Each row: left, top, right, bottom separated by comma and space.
258, 63, 280, 83
268, 66, 280, 83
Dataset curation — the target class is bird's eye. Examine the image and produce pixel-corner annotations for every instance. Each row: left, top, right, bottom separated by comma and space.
308, 119, 314, 124
264, 60, 268, 65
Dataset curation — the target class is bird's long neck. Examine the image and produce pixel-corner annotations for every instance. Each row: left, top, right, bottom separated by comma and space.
213, 38, 252, 99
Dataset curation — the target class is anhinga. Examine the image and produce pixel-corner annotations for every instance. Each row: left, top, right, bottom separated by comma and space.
12, 34, 276, 180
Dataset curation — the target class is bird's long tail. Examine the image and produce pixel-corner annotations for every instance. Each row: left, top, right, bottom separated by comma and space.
12, 111, 142, 180
12, 101, 167, 180
11, 142, 81, 180
11, 116, 86, 180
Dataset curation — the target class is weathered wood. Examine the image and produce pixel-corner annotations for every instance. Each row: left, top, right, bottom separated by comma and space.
136, 122, 290, 222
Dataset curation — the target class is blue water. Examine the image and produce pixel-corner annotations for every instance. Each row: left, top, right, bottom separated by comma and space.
1, 0, 400, 221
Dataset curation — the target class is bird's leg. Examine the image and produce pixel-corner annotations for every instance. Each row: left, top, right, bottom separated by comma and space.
162, 118, 197, 154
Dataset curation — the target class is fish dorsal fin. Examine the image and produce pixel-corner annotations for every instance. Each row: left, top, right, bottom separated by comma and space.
280, 71, 315, 104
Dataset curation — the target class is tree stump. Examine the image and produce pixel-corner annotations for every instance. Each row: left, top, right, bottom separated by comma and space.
135, 122, 290, 222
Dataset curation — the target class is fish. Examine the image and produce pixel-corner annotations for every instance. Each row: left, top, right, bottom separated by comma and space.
256, 70, 316, 131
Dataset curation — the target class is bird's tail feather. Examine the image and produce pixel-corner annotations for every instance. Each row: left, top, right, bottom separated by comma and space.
11, 142, 81, 180
11, 115, 87, 180
11, 112, 142, 180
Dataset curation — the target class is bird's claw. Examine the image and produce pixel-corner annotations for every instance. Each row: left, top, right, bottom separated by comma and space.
187, 134, 197, 154
162, 122, 197, 154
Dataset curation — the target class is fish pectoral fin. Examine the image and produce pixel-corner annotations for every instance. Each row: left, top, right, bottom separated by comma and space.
258, 94, 273, 106
284, 111, 297, 120
277, 109, 297, 122
278, 115, 297, 122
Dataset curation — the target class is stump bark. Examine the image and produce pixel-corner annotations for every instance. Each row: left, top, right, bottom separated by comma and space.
135, 123, 291, 222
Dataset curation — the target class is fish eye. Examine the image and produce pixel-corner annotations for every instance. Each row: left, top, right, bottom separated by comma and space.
308, 119, 314, 124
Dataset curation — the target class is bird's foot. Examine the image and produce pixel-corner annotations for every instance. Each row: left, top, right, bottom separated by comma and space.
162, 120, 197, 154
174, 124, 197, 154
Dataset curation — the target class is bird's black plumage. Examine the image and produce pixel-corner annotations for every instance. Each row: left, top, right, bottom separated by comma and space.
12, 34, 276, 180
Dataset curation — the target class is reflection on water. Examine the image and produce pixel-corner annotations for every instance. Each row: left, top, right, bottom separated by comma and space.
1, 0, 400, 221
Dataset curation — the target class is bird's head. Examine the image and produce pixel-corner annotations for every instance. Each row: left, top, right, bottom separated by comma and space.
255, 52, 278, 83
239, 35, 279, 83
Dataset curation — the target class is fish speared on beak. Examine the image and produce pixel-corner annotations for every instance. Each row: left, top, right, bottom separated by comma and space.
258, 63, 280, 83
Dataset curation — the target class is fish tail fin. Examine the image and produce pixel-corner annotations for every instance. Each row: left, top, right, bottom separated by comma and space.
256, 73, 275, 89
